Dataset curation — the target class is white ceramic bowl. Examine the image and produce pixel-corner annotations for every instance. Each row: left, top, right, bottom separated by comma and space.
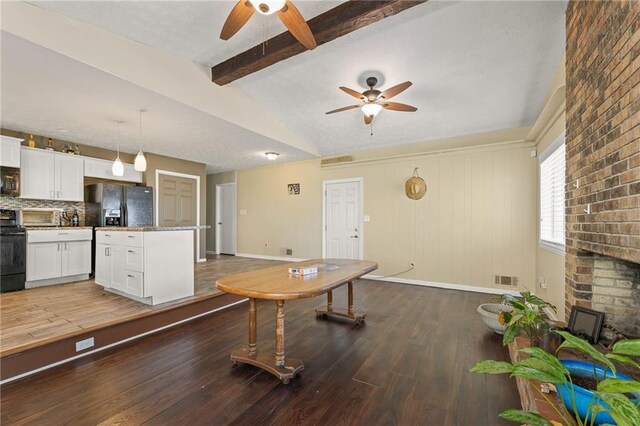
477, 303, 512, 335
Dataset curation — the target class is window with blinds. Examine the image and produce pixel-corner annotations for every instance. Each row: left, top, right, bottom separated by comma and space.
540, 140, 565, 249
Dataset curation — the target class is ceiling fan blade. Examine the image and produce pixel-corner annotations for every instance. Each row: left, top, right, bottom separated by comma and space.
220, 0, 255, 40
379, 81, 413, 100
339, 86, 365, 100
278, 1, 317, 50
364, 114, 373, 125
326, 105, 360, 114
383, 102, 418, 112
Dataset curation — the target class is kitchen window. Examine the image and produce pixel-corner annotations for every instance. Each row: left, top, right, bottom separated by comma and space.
539, 135, 566, 254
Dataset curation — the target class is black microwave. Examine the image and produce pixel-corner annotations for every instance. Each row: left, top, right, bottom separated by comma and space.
0, 167, 20, 197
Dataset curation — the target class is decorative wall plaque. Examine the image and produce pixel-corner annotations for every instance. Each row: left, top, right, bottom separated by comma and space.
288, 183, 300, 195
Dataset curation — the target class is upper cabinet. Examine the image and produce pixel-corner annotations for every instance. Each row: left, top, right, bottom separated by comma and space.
84, 157, 143, 183
21, 147, 84, 201
0, 136, 23, 168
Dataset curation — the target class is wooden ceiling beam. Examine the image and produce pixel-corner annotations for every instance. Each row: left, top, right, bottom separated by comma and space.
211, 0, 427, 85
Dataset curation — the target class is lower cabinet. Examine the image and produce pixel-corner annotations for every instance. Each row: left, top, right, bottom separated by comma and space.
26, 230, 92, 286
96, 232, 144, 298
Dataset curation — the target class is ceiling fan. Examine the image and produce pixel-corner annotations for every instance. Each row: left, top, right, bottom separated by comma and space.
220, 0, 317, 50
326, 77, 417, 124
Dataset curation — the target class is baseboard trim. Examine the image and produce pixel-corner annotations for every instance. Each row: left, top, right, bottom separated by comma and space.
362, 274, 521, 296
235, 253, 308, 262
197, 258, 207, 263
206, 250, 217, 255
0, 296, 248, 385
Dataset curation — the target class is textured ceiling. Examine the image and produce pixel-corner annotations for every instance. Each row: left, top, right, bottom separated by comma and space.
6, 1, 567, 171
0, 32, 314, 173
28, 0, 346, 66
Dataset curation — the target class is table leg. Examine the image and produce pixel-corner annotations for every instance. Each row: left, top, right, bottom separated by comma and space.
229, 298, 303, 384
315, 280, 366, 325
275, 300, 285, 367
248, 298, 257, 356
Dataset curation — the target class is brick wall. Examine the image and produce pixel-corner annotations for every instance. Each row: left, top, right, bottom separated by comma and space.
565, 0, 639, 334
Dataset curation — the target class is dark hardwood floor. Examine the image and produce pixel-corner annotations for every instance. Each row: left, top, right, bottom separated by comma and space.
1, 279, 519, 425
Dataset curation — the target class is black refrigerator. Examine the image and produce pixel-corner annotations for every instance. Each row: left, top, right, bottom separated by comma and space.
85, 183, 153, 227
85, 183, 153, 276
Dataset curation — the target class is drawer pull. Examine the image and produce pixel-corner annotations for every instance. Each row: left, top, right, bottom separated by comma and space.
127, 235, 135, 238
58, 232, 69, 235
104, 234, 111, 237
127, 274, 135, 278
128, 250, 135, 253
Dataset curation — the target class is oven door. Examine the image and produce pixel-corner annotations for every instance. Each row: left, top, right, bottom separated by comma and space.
0, 232, 26, 276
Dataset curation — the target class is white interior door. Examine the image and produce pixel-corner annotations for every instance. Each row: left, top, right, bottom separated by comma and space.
324, 180, 361, 259
216, 183, 236, 255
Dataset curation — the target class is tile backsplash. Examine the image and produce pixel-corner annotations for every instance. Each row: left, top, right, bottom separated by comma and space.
0, 195, 86, 226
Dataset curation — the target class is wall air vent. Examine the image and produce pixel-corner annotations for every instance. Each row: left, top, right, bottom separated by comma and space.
495, 275, 518, 286
321, 155, 353, 166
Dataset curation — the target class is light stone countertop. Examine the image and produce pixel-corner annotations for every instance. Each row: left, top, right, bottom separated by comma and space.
25, 226, 94, 230
94, 226, 210, 232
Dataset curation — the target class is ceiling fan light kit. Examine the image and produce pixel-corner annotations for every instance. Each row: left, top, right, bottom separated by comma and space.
220, 0, 316, 50
254, 0, 286, 15
326, 76, 417, 125
265, 151, 279, 161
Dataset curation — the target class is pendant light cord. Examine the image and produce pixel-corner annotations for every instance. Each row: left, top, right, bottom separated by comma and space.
116, 121, 121, 158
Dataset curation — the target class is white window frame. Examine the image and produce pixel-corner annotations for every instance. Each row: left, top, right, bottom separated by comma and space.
539, 134, 566, 256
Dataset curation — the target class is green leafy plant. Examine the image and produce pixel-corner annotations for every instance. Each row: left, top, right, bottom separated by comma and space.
500, 292, 557, 346
470, 331, 640, 426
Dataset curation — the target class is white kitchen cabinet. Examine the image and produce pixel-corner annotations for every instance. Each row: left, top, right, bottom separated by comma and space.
84, 157, 143, 183
20, 148, 55, 200
61, 240, 91, 276
20, 148, 84, 201
54, 154, 84, 201
95, 230, 194, 305
27, 242, 62, 281
0, 136, 23, 167
26, 229, 93, 287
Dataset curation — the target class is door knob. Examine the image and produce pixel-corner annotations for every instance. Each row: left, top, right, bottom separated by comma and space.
218, 222, 222, 225
350, 235, 359, 239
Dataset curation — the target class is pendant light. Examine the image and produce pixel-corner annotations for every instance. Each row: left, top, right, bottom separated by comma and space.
112, 120, 124, 177
134, 109, 147, 172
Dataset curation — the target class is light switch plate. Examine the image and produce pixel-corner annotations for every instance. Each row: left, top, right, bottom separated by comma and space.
363, 215, 371, 222
240, 209, 247, 215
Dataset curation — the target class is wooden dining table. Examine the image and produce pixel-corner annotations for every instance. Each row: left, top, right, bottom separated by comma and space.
216, 258, 378, 383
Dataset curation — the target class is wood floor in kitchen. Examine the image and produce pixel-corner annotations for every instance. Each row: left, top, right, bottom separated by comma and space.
0, 255, 281, 355
1, 269, 519, 425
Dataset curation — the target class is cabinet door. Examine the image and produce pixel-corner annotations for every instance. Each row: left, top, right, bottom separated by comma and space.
61, 240, 91, 276
54, 154, 84, 201
27, 242, 62, 281
109, 244, 126, 292
95, 243, 110, 286
0, 137, 22, 167
21, 148, 55, 200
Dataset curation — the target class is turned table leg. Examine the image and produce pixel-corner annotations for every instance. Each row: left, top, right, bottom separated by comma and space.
248, 298, 257, 356
315, 280, 366, 325
275, 300, 285, 368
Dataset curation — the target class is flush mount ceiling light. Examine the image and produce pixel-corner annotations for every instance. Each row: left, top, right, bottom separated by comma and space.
265, 152, 279, 161
134, 109, 147, 172
112, 120, 124, 177
255, 0, 286, 15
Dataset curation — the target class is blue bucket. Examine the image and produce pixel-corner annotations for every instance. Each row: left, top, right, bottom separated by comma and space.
556, 359, 639, 425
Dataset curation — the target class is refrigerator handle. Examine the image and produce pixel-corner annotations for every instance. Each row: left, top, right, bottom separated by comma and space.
122, 202, 127, 227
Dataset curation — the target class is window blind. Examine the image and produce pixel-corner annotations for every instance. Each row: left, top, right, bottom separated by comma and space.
540, 142, 565, 247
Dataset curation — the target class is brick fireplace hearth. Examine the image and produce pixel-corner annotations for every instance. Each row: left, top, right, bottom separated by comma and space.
565, 1, 639, 336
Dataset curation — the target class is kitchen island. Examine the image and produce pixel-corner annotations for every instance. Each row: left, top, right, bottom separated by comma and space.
95, 226, 208, 305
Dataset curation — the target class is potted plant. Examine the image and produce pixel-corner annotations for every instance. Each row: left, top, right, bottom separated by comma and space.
500, 292, 559, 350
470, 330, 640, 426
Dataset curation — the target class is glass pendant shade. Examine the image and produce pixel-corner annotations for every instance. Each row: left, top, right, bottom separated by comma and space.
265, 152, 279, 161
112, 156, 124, 176
361, 103, 383, 117
254, 0, 286, 15
134, 150, 147, 172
